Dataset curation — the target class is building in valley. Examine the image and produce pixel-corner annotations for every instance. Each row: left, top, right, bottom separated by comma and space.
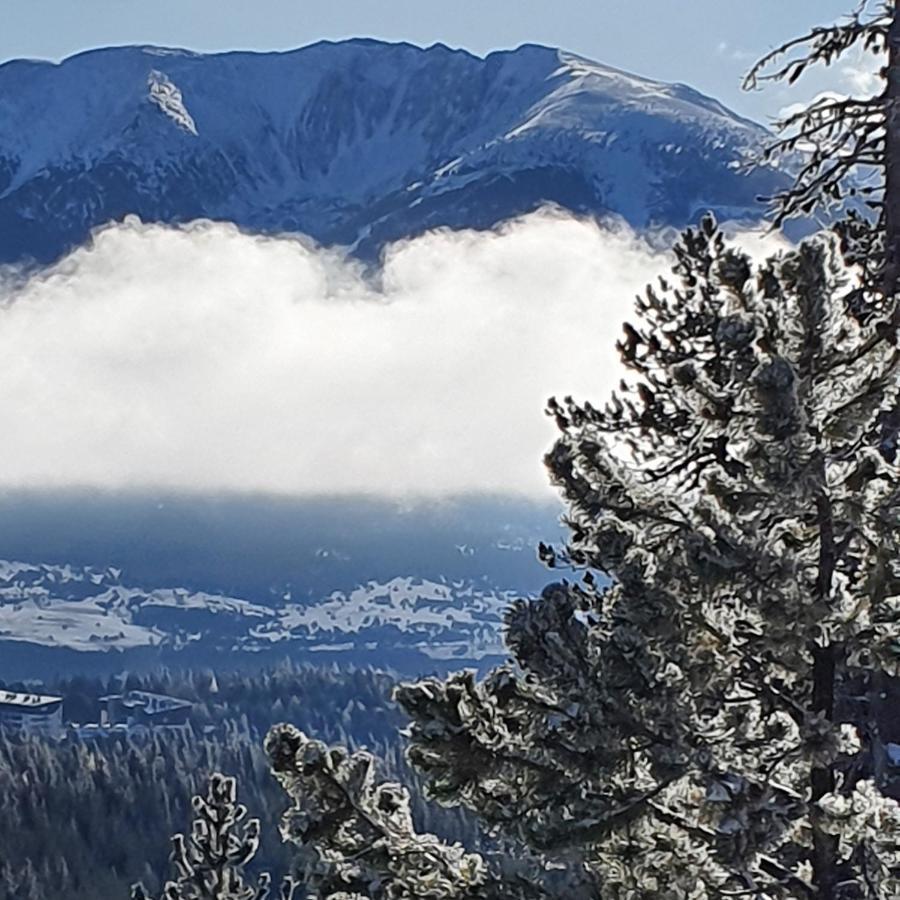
98, 690, 191, 732
0, 691, 64, 738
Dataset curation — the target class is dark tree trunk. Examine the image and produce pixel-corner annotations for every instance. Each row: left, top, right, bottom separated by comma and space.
810, 488, 839, 899
811, 644, 839, 900
883, 2, 900, 299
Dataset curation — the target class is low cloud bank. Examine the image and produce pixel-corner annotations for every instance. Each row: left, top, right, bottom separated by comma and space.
0, 211, 780, 497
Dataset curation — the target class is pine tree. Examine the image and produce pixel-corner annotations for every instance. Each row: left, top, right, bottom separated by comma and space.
744, 1, 900, 300
132, 773, 296, 900
392, 218, 900, 898
267, 221, 900, 897
264, 725, 598, 899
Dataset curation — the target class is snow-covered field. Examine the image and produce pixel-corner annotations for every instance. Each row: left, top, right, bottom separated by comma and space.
0, 560, 513, 661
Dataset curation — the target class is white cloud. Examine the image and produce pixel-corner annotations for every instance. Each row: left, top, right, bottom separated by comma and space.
714, 40, 755, 64
840, 55, 882, 99
0, 211, 780, 498
774, 44, 882, 121
778, 90, 847, 122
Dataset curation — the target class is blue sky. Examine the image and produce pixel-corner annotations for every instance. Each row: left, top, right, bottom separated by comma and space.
1, 0, 871, 121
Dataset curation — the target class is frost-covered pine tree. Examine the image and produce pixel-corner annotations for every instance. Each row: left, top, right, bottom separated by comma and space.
395, 219, 900, 898
265, 725, 486, 899
132, 773, 296, 900
744, 0, 900, 463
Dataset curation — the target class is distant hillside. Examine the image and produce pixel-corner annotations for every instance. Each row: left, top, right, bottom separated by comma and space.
0, 492, 565, 678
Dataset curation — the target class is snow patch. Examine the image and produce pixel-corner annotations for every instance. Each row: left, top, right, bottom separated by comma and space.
148, 70, 198, 136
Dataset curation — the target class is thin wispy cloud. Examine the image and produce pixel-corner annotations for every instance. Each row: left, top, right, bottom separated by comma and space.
715, 41, 756, 64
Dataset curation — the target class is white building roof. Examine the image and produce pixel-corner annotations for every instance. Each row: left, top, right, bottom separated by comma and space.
0, 690, 63, 709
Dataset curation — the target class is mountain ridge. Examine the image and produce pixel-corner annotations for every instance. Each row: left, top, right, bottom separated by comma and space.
0, 39, 787, 265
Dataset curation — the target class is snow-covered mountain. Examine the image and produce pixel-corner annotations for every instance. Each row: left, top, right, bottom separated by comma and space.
0, 558, 513, 674
0, 40, 787, 265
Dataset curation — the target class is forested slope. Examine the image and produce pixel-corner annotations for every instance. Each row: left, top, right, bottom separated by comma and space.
0, 665, 483, 900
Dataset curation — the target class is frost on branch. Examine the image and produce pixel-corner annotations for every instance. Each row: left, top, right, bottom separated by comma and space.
265, 724, 491, 899
742, 1, 890, 221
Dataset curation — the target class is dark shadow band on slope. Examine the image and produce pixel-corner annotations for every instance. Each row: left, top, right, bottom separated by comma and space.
0, 489, 564, 601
